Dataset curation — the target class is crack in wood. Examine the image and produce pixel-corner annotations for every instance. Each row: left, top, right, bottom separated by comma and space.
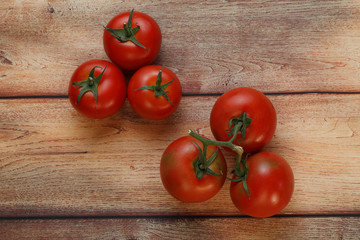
47, 3, 55, 14
0, 55, 13, 65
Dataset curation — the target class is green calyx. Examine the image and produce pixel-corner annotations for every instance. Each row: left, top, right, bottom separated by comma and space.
188, 130, 243, 181
227, 112, 252, 142
188, 111, 252, 198
193, 142, 222, 179
227, 154, 250, 199
135, 67, 174, 105
104, 9, 147, 50
72, 64, 107, 108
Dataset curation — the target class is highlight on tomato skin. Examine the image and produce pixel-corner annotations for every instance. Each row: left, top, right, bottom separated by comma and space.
103, 9, 162, 71
68, 59, 127, 119
210, 87, 277, 154
127, 65, 182, 120
230, 152, 294, 218
160, 135, 227, 203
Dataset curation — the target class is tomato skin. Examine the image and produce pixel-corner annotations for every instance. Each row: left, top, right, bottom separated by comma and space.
160, 136, 227, 203
103, 11, 162, 71
127, 65, 182, 120
210, 87, 276, 153
230, 152, 294, 218
68, 59, 126, 119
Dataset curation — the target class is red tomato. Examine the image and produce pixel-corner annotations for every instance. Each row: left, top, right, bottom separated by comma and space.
103, 10, 162, 71
68, 59, 126, 119
127, 65, 182, 120
160, 136, 227, 203
230, 152, 294, 218
210, 87, 276, 153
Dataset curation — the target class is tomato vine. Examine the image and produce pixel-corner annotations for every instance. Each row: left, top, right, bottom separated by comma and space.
188, 112, 253, 197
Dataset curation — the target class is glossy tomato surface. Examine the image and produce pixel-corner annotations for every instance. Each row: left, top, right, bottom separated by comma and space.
160, 136, 227, 203
127, 65, 182, 120
68, 59, 126, 119
210, 87, 276, 153
103, 10, 161, 70
230, 152, 294, 218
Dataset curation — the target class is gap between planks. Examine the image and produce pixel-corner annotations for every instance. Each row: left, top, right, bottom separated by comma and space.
0, 91, 360, 100
1, 213, 360, 221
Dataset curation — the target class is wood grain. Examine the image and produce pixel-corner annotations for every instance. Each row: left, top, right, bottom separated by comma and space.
1, 217, 359, 240
1, 94, 359, 217
1, 0, 360, 96
1, 1, 360, 237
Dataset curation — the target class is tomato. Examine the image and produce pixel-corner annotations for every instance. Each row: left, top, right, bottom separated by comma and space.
127, 65, 182, 120
160, 136, 227, 203
103, 9, 162, 71
68, 59, 126, 119
230, 152, 294, 218
210, 87, 276, 153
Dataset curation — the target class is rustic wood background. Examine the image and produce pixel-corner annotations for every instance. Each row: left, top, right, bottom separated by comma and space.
1, 0, 359, 239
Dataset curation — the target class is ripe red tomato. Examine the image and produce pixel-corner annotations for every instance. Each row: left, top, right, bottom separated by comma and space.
230, 152, 294, 218
68, 59, 126, 119
160, 136, 227, 203
127, 65, 182, 120
210, 87, 276, 153
103, 9, 162, 71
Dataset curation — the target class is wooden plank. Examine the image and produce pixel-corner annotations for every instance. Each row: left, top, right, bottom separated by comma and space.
0, 217, 359, 239
0, 94, 359, 217
1, 0, 360, 96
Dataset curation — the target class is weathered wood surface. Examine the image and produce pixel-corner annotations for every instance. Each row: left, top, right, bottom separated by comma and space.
1, 217, 359, 240
1, 0, 360, 238
1, 0, 360, 96
1, 95, 359, 217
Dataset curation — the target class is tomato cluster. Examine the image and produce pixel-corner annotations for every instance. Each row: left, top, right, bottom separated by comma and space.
68, 10, 181, 120
160, 87, 294, 218
67, 9, 294, 218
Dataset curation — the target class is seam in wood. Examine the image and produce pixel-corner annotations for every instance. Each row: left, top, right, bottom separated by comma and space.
0, 213, 360, 221
0, 92, 360, 100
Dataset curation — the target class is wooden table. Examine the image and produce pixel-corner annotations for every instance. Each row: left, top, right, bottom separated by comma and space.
1, 0, 359, 239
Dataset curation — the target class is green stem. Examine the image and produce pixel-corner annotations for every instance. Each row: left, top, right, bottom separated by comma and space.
123, 23, 131, 37
188, 129, 244, 157
88, 77, 95, 87
201, 143, 208, 169
188, 114, 251, 198
155, 67, 163, 91
228, 123, 242, 144
234, 154, 242, 173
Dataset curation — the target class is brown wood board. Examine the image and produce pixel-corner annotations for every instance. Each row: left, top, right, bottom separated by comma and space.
1, 217, 359, 240
0, 95, 359, 217
1, 0, 360, 96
